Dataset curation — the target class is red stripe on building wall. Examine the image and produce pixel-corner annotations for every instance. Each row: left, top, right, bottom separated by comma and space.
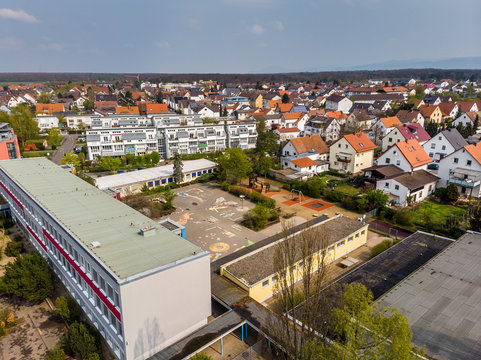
42, 229, 121, 322
26, 225, 47, 252
0, 181, 25, 216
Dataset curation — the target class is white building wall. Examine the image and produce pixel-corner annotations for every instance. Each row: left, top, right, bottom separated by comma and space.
120, 254, 211, 360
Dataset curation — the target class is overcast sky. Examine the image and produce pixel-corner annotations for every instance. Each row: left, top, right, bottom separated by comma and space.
0, 0, 480, 73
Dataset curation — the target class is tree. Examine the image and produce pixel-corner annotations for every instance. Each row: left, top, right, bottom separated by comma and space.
55, 296, 80, 324
1, 105, 39, 147
415, 85, 425, 99
223, 107, 228, 117
217, 148, 252, 184
65, 322, 100, 359
173, 152, 184, 184
37, 93, 51, 104
267, 222, 331, 360
444, 183, 459, 203
5, 240, 23, 257
61, 152, 81, 169
47, 129, 62, 147
99, 156, 122, 173
156, 91, 163, 104
282, 93, 290, 104
0, 252, 53, 302
145, 151, 160, 166
161, 189, 177, 210
82, 99, 94, 112
255, 118, 279, 155
305, 283, 420, 360
190, 354, 213, 360
254, 153, 273, 178
365, 189, 389, 210
468, 202, 481, 231
424, 121, 439, 138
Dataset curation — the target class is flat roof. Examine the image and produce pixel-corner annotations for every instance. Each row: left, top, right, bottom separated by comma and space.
94, 159, 216, 190
378, 232, 481, 360
336, 231, 453, 299
0, 158, 204, 281
223, 215, 367, 287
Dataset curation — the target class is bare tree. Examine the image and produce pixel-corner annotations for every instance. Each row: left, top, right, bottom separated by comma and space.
268, 221, 335, 360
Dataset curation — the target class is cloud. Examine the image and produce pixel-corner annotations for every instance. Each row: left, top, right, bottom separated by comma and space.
39, 42, 62, 51
0, 37, 22, 51
275, 21, 284, 31
249, 24, 266, 35
0, 8, 38, 23
155, 41, 171, 49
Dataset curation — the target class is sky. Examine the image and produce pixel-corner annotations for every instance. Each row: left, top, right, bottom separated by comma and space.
0, 0, 480, 73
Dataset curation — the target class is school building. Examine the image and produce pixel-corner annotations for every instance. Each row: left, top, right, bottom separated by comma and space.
0, 158, 211, 360
220, 215, 368, 302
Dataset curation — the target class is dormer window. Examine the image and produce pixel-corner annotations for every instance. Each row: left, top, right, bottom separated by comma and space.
360, 143, 364, 147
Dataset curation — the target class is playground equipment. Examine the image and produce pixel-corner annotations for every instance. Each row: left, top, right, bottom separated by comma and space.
290, 189, 304, 203
249, 173, 271, 193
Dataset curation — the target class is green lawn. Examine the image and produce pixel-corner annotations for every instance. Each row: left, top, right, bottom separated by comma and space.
333, 183, 360, 196
413, 201, 466, 228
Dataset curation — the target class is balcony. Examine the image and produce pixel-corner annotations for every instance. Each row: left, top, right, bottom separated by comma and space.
448, 168, 481, 188
336, 152, 352, 163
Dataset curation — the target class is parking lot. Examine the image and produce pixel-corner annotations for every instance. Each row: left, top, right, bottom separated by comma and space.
167, 183, 267, 261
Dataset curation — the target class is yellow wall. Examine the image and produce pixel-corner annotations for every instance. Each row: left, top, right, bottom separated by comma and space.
245, 225, 369, 302
429, 107, 443, 124
329, 138, 374, 174
352, 150, 374, 174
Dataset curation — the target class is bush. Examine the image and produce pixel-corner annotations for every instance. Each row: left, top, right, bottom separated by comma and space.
0, 252, 53, 301
341, 196, 358, 211
220, 182, 231, 192
434, 187, 446, 199
325, 190, 344, 203
393, 209, 413, 226
5, 241, 23, 257
190, 353, 213, 360
45, 345, 66, 360
379, 206, 396, 220
371, 239, 393, 257
444, 184, 459, 203
65, 322, 101, 359
243, 203, 279, 230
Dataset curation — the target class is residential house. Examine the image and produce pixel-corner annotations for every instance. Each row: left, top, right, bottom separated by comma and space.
281, 134, 330, 177
325, 94, 352, 114
382, 123, 431, 151
36, 103, 65, 115
329, 132, 377, 174
282, 112, 308, 130
419, 105, 443, 123
375, 139, 431, 172
0, 123, 21, 159
422, 128, 468, 162
438, 102, 459, 119
346, 109, 374, 131
437, 142, 481, 198
35, 116, 59, 130
115, 106, 140, 115
452, 112, 478, 128
396, 110, 425, 126
303, 116, 341, 143
456, 101, 478, 113
139, 103, 168, 115
376, 170, 438, 206
274, 127, 301, 141
276, 103, 293, 113
371, 116, 402, 144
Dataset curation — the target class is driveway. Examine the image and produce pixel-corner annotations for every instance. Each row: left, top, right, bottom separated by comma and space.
51, 134, 79, 164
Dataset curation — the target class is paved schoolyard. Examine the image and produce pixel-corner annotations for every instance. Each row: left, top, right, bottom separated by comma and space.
168, 183, 267, 262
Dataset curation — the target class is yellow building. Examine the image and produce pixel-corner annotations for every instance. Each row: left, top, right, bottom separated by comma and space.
329, 132, 377, 174
220, 215, 369, 303
419, 105, 443, 124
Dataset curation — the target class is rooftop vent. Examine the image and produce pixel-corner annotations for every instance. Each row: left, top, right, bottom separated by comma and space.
141, 226, 157, 237
91, 241, 101, 248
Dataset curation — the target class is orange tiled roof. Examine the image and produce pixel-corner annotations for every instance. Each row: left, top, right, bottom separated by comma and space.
278, 103, 293, 113
291, 157, 318, 168
326, 110, 347, 119
35, 103, 64, 114
419, 105, 439, 117
380, 116, 402, 128
115, 106, 139, 114
283, 112, 303, 120
383, 86, 408, 92
395, 139, 431, 167
465, 142, 481, 165
268, 100, 281, 109
343, 132, 377, 153
277, 127, 300, 133
145, 103, 168, 113
289, 134, 329, 155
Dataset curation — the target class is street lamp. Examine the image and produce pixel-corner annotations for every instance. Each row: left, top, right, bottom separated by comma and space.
240, 194, 245, 209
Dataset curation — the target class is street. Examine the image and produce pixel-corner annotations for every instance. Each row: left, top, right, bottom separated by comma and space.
51, 134, 79, 164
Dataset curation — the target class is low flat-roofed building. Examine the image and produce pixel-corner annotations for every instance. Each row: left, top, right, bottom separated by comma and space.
220, 215, 368, 302
94, 158, 216, 195
0, 158, 211, 360
378, 232, 481, 360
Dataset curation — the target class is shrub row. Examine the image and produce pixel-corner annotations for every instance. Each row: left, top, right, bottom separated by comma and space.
221, 182, 276, 208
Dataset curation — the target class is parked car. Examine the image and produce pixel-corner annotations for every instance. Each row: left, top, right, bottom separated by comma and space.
427, 163, 439, 170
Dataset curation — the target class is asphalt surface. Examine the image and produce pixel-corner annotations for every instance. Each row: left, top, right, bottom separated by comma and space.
51, 134, 79, 164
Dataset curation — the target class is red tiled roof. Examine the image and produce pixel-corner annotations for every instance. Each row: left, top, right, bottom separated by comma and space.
396, 123, 431, 142
277, 127, 300, 133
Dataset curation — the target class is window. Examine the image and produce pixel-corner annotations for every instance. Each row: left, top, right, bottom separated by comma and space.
347, 236, 353, 242
454, 158, 458, 163
272, 275, 278, 283
396, 160, 401, 166
361, 230, 365, 235
385, 182, 389, 188
107, 285, 114, 300
328, 246, 334, 253
430, 143, 436, 149
168, 178, 173, 183
100, 277, 106, 292
467, 160, 472, 166
337, 240, 345, 248
385, 158, 390, 164
155, 180, 160, 186
114, 292, 120, 307
355, 232, 359, 238
148, 181, 154, 187
442, 145, 446, 150
429, 152, 434, 158
161, 178, 166, 184
262, 280, 269, 288
388, 137, 392, 142
298, 261, 304, 269
395, 184, 400, 190
93, 269, 98, 284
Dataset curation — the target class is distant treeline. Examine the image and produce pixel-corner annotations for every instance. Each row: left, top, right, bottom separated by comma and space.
0, 68, 480, 84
